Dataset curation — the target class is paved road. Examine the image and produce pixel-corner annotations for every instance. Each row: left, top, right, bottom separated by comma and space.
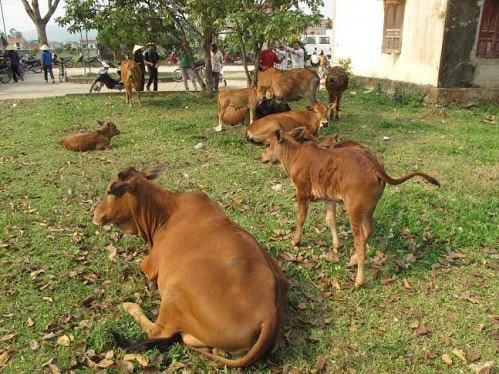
0, 64, 250, 100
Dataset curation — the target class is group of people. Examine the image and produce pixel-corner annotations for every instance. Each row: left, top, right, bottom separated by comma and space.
259, 41, 327, 72
132, 42, 161, 91
3, 43, 58, 84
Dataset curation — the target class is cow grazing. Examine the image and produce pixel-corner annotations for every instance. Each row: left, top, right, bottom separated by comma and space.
245, 102, 333, 144
325, 66, 349, 120
60, 120, 120, 152
221, 98, 292, 127
92, 164, 289, 367
261, 129, 440, 288
120, 59, 141, 106
215, 86, 270, 132
258, 67, 319, 106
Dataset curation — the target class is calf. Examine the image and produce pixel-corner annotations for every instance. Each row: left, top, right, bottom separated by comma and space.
325, 66, 349, 120
221, 98, 292, 127
245, 102, 333, 144
262, 129, 440, 288
215, 86, 270, 132
60, 120, 120, 151
93, 164, 289, 367
120, 59, 141, 106
258, 67, 319, 105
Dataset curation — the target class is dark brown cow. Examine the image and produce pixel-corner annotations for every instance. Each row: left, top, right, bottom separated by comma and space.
245, 102, 333, 144
261, 129, 440, 288
258, 68, 319, 106
215, 86, 271, 132
93, 164, 289, 367
120, 59, 141, 106
60, 120, 120, 151
325, 66, 349, 120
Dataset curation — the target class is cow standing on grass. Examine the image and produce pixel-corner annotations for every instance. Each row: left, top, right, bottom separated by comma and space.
60, 120, 120, 151
325, 66, 349, 120
120, 59, 142, 106
261, 129, 440, 288
93, 164, 289, 368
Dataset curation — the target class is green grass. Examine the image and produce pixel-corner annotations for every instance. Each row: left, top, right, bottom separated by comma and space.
0, 86, 497, 373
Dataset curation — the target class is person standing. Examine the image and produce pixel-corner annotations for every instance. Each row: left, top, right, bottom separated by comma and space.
287, 41, 305, 68
259, 42, 281, 72
144, 42, 160, 91
133, 44, 145, 91
210, 43, 223, 91
178, 43, 198, 92
274, 42, 288, 70
40, 44, 55, 84
4, 45, 21, 83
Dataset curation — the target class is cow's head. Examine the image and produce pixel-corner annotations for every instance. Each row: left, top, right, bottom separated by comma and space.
260, 128, 303, 164
306, 102, 334, 128
93, 164, 167, 234
97, 120, 121, 137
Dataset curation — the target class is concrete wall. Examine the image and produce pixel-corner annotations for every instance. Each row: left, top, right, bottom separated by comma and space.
333, 0, 448, 86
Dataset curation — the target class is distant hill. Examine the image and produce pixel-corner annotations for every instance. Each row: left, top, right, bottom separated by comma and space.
22, 24, 97, 43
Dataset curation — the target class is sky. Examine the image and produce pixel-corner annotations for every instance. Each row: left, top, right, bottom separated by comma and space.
1, 0, 333, 36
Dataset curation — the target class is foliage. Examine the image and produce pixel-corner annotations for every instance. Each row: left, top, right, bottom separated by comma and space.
0, 88, 497, 373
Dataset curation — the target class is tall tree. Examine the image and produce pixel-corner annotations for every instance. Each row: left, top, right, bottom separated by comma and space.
21, 0, 62, 45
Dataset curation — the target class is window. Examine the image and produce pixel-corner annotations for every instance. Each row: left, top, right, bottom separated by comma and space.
476, 0, 499, 58
382, 0, 405, 54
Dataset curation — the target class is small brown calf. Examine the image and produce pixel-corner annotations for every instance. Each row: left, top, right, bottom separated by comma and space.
262, 129, 440, 288
60, 120, 121, 151
215, 86, 270, 132
120, 59, 141, 106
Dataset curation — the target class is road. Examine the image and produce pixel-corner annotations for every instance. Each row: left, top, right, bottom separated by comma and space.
0, 64, 250, 100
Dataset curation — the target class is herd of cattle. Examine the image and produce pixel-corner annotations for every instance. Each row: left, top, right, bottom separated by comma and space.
59, 65, 440, 368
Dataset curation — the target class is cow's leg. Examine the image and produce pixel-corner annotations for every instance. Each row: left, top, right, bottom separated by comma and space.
215, 102, 228, 132
292, 193, 310, 246
325, 201, 341, 251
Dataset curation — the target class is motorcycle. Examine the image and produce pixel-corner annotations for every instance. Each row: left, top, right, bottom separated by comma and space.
89, 60, 124, 93
21, 56, 42, 74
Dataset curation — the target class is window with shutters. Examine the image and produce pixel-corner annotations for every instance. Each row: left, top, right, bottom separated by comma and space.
382, 0, 405, 54
476, 0, 499, 58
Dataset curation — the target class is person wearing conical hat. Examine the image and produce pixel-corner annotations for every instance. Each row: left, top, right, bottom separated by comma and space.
4, 45, 21, 83
132, 44, 145, 91
40, 44, 55, 83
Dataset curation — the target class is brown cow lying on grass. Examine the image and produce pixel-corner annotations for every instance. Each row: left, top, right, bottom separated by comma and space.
325, 66, 349, 120
245, 102, 333, 144
215, 86, 271, 132
258, 67, 319, 106
93, 164, 289, 367
60, 120, 120, 151
120, 59, 141, 106
261, 129, 440, 288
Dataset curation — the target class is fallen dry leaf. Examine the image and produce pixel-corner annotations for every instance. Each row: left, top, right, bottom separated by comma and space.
441, 353, 453, 366
452, 347, 467, 364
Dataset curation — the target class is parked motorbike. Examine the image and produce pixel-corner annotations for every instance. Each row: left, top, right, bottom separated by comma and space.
21, 57, 42, 74
89, 60, 124, 93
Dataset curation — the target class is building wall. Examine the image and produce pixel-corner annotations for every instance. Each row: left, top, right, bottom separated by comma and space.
333, 0, 448, 86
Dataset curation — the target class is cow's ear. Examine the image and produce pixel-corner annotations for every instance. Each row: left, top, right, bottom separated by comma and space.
108, 181, 131, 197
143, 163, 168, 180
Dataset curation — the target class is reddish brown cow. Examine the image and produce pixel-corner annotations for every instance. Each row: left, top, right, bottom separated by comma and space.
258, 68, 319, 106
325, 66, 349, 120
93, 164, 289, 367
60, 120, 120, 151
261, 129, 440, 288
215, 86, 271, 132
120, 59, 141, 106
245, 102, 333, 144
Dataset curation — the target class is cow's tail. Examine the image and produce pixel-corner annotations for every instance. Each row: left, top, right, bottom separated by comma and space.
190, 318, 277, 368
374, 168, 440, 187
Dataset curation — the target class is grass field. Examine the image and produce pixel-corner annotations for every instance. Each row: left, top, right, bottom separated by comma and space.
0, 84, 497, 373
